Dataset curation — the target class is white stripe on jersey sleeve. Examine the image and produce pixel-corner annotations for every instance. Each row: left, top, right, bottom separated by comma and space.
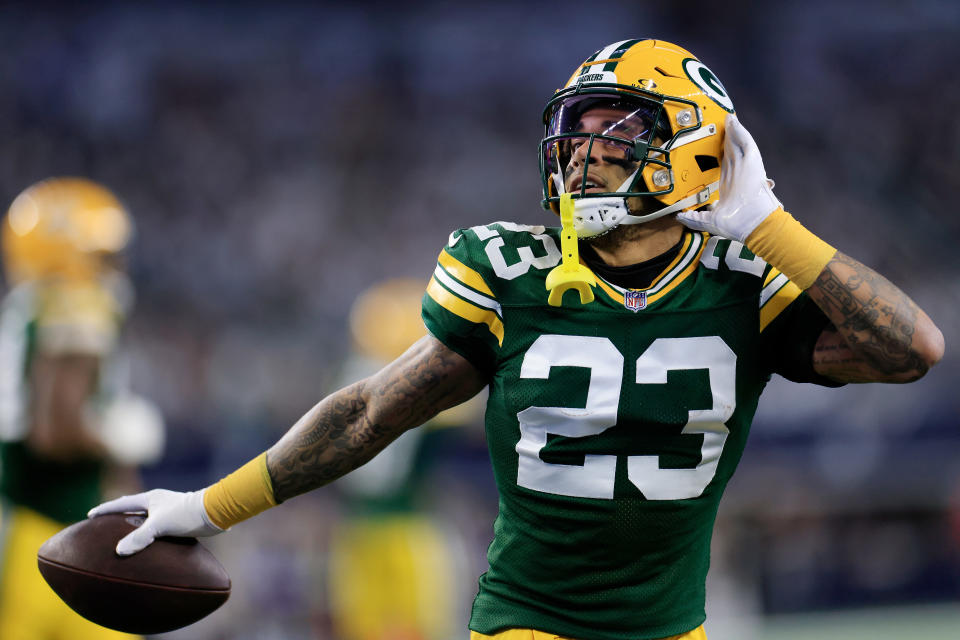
434, 266, 503, 318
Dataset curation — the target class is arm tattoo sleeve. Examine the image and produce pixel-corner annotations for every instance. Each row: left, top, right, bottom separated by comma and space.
265, 337, 486, 502
807, 251, 930, 380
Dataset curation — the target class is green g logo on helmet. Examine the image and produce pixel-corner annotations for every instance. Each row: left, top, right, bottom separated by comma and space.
682, 58, 735, 113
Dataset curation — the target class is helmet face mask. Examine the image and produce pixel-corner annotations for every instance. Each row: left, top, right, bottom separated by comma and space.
540, 39, 734, 238
540, 88, 698, 209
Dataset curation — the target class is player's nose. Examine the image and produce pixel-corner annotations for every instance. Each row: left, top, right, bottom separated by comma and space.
569, 135, 617, 173
569, 136, 598, 166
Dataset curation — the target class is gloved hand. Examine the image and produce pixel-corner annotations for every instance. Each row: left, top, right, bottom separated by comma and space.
88, 489, 223, 556
677, 114, 783, 242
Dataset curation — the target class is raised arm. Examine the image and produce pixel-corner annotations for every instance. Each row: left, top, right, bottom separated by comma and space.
805, 253, 943, 383
89, 334, 488, 554
267, 334, 488, 501
679, 114, 943, 384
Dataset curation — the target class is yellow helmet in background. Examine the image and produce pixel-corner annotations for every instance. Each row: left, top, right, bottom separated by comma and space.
541, 39, 734, 237
2, 177, 133, 285
348, 278, 428, 363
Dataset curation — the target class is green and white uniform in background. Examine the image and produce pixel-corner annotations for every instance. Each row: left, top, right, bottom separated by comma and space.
0, 278, 128, 524
422, 222, 839, 640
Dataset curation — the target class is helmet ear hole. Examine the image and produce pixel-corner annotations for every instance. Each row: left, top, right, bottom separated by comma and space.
694, 155, 720, 172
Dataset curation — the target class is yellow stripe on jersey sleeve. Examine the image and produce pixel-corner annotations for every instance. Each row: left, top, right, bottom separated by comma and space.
438, 250, 495, 297
763, 267, 780, 287
426, 277, 504, 345
759, 274, 803, 332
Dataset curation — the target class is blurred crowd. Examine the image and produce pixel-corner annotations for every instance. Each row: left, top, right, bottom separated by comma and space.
1, 1, 958, 638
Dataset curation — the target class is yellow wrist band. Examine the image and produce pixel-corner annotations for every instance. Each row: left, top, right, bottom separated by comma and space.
203, 452, 278, 530
745, 207, 837, 290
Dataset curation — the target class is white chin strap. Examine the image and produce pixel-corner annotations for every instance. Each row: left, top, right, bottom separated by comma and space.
571, 177, 720, 238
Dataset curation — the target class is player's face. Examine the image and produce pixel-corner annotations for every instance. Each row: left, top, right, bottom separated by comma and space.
563, 106, 647, 195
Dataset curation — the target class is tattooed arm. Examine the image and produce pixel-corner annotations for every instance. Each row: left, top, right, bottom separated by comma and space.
673, 116, 942, 384
266, 335, 488, 502
87, 335, 486, 554
807, 252, 944, 383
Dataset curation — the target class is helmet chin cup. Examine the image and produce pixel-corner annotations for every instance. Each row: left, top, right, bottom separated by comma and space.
572, 197, 630, 238
571, 191, 692, 238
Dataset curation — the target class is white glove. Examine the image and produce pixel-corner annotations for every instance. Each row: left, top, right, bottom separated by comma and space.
677, 114, 783, 242
88, 488, 223, 556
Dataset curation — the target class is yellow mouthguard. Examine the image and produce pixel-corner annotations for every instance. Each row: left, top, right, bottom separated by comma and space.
546, 194, 596, 306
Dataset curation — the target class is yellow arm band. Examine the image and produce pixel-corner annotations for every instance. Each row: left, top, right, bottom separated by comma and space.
203, 452, 278, 530
745, 207, 837, 290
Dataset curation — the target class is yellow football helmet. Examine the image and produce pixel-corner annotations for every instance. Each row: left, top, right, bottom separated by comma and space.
540, 39, 735, 237
2, 177, 133, 285
349, 278, 428, 363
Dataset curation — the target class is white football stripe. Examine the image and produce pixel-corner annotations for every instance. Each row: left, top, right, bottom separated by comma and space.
760, 273, 790, 307
584, 40, 633, 74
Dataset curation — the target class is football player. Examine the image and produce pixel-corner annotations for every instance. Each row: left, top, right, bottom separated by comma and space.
0, 178, 164, 640
89, 40, 943, 640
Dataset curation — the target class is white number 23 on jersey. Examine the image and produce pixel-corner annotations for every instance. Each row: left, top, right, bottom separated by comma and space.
516, 335, 736, 501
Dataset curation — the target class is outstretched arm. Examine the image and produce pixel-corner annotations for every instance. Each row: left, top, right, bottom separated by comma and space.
267, 334, 488, 501
90, 335, 488, 554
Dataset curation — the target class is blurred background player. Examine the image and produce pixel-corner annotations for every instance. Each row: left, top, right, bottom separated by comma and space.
0, 178, 165, 640
327, 278, 480, 640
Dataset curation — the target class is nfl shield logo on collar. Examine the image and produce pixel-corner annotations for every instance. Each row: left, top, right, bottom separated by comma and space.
624, 290, 647, 312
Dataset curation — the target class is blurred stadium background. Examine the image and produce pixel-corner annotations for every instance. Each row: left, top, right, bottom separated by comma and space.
2, 1, 959, 638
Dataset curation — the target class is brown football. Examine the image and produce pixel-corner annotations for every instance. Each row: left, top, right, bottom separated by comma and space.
37, 513, 231, 634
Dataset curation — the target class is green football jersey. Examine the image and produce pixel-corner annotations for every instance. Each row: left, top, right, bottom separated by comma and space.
421, 222, 837, 640
0, 280, 126, 524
